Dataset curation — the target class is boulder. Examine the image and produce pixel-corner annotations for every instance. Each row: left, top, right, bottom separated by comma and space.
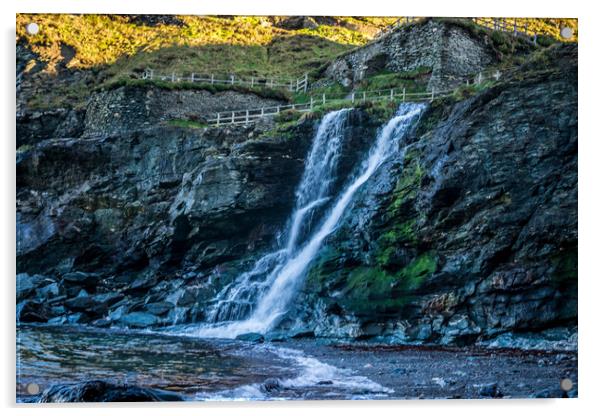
16, 273, 45, 301
260, 378, 282, 393
62, 272, 99, 287
235, 332, 265, 343
478, 383, 503, 398
38, 380, 184, 402
144, 302, 172, 316
65, 290, 96, 311
120, 312, 159, 328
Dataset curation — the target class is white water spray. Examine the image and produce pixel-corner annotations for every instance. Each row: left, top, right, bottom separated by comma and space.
185, 103, 425, 338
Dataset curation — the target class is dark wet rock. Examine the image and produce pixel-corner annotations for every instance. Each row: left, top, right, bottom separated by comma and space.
15, 33, 576, 351
108, 305, 129, 322
65, 312, 91, 324
16, 117, 316, 325
235, 332, 265, 343
17, 300, 50, 323
293, 44, 577, 345
65, 290, 96, 312
36, 282, 60, 300
62, 271, 99, 288
144, 301, 173, 316
92, 292, 124, 308
532, 387, 568, 399
119, 312, 159, 328
16, 273, 45, 301
260, 378, 283, 393
265, 331, 290, 342
38, 380, 184, 402
478, 382, 503, 398
166, 287, 197, 307
17, 108, 85, 147
166, 306, 190, 325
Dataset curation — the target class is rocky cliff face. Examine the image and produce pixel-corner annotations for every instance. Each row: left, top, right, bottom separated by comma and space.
16, 107, 380, 327
16, 41, 577, 347
17, 119, 314, 325
324, 19, 531, 91
84, 86, 287, 136
290, 44, 577, 345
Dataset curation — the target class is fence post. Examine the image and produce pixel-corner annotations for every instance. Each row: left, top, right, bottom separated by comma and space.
231, 111, 235, 123
149, 69, 154, 80
251, 77, 254, 87
231, 75, 235, 85
245, 110, 249, 124
211, 74, 214, 85
322, 93, 326, 105
363, 91, 366, 102
270, 78, 274, 88
476, 72, 482, 85
190, 73, 195, 82
216, 113, 220, 127
171, 71, 176, 82
351, 92, 355, 104
431, 89, 435, 102
292, 104, 296, 110
402, 88, 406, 102
261, 107, 264, 116
310, 97, 314, 110
304, 74, 308, 93
390, 89, 394, 101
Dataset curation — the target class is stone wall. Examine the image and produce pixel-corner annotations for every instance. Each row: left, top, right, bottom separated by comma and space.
325, 19, 497, 91
84, 86, 287, 136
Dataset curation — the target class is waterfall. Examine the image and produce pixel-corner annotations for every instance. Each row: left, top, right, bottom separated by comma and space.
187, 103, 425, 338
205, 109, 351, 323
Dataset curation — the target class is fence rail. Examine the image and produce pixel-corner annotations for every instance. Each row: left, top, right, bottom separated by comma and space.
141, 69, 308, 93
375, 17, 543, 45
206, 68, 507, 127
207, 89, 447, 126
470, 17, 539, 45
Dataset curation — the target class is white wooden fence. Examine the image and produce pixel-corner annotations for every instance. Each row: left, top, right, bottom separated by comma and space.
207, 88, 447, 126
206, 67, 506, 127
141, 69, 308, 93
470, 17, 540, 45
375, 17, 545, 45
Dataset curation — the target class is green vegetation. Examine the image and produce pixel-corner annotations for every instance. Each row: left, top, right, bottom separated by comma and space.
356, 67, 431, 92
16, 14, 399, 110
339, 252, 437, 314
389, 153, 425, 213
101, 78, 292, 101
381, 219, 418, 247
450, 81, 495, 101
16, 14, 396, 74
166, 119, 208, 129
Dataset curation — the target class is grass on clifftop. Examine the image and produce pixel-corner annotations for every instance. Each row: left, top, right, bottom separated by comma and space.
16, 15, 395, 75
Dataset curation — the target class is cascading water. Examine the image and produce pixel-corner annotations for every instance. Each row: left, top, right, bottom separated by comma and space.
185, 103, 425, 338
205, 109, 351, 323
